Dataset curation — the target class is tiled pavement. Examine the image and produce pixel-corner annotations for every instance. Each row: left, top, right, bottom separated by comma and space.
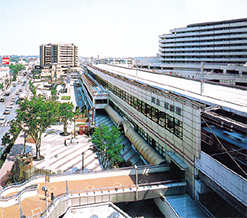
0, 172, 171, 218
26, 125, 101, 173
25, 110, 144, 175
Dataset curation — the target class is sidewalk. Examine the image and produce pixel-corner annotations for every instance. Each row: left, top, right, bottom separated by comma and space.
0, 132, 24, 188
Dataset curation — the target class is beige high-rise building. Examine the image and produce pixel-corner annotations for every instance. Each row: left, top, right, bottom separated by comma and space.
40, 43, 78, 67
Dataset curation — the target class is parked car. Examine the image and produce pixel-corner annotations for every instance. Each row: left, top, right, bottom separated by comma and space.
4, 109, 11, 115
0, 97, 5, 102
5, 90, 11, 96
0, 117, 7, 126
19, 88, 22, 92
11, 97, 16, 102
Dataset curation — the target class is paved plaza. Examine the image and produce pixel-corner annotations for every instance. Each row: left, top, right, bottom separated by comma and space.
27, 124, 102, 173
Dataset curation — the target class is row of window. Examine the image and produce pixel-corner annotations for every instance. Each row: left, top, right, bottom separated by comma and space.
88, 70, 183, 139
151, 97, 182, 115
111, 101, 166, 158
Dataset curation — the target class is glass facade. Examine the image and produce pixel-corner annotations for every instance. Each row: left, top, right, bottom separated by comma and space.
88, 70, 183, 139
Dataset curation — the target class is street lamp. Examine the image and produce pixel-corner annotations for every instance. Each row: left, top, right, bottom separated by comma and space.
42, 186, 48, 218
82, 152, 85, 172
135, 165, 138, 200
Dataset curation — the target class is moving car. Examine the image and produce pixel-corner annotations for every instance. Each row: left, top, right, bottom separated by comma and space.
4, 109, 11, 115
0, 117, 7, 126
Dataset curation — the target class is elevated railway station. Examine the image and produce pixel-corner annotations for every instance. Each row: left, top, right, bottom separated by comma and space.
84, 64, 246, 216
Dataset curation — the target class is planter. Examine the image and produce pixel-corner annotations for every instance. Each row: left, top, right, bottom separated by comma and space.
76, 118, 88, 122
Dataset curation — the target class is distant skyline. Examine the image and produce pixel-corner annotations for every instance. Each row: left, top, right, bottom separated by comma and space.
0, 0, 246, 58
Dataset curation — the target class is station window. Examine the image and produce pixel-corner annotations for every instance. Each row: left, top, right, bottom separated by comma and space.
164, 102, 169, 109
137, 100, 142, 112
176, 106, 182, 115
156, 99, 160, 106
146, 104, 152, 119
166, 115, 174, 132
152, 107, 158, 123
174, 118, 183, 139
141, 101, 146, 115
158, 111, 166, 127
170, 105, 175, 112
151, 97, 155, 103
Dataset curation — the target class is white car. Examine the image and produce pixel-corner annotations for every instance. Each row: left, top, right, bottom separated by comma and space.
0, 117, 7, 126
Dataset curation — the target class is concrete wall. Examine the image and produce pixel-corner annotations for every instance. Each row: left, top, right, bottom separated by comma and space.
195, 151, 247, 208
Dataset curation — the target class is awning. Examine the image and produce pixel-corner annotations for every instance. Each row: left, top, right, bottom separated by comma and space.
126, 127, 166, 165
104, 105, 166, 165
105, 105, 124, 126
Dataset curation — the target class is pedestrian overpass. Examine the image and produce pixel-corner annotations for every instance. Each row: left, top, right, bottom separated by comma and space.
0, 165, 189, 218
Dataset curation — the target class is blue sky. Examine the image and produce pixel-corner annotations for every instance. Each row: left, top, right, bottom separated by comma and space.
0, 0, 246, 57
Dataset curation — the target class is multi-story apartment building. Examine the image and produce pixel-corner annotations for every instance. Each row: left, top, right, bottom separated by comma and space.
159, 18, 247, 65
134, 18, 247, 86
40, 43, 78, 67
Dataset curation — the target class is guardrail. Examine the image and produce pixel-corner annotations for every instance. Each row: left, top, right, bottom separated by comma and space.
0, 165, 170, 207
37, 180, 186, 218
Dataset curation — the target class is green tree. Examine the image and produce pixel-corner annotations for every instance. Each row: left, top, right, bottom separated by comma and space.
10, 64, 25, 81
1, 132, 11, 146
73, 108, 81, 138
58, 102, 74, 135
9, 120, 22, 140
51, 88, 57, 101
16, 96, 58, 160
90, 124, 123, 169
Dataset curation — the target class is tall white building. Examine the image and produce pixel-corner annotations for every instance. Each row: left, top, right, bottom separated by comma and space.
133, 18, 247, 86
159, 18, 247, 65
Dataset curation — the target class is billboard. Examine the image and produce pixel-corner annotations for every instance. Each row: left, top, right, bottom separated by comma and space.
2, 57, 10, 65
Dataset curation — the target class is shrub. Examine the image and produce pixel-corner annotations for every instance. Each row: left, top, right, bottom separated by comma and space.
61, 96, 71, 100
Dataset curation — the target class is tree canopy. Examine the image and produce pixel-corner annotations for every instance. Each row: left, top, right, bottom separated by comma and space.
9, 64, 25, 81
90, 124, 123, 169
16, 96, 59, 160
58, 102, 75, 135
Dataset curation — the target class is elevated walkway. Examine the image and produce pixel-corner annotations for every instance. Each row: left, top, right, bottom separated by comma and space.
0, 165, 186, 218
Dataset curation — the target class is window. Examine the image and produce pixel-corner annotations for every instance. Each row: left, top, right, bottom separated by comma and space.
166, 115, 174, 132
158, 112, 166, 127
137, 100, 142, 112
156, 99, 160, 106
170, 105, 174, 112
152, 107, 158, 123
146, 104, 152, 119
151, 97, 155, 103
174, 118, 183, 138
142, 101, 146, 115
164, 102, 169, 109
176, 106, 182, 115
122, 91, 126, 102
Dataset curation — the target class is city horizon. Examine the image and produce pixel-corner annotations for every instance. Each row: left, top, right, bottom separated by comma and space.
0, 0, 247, 57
